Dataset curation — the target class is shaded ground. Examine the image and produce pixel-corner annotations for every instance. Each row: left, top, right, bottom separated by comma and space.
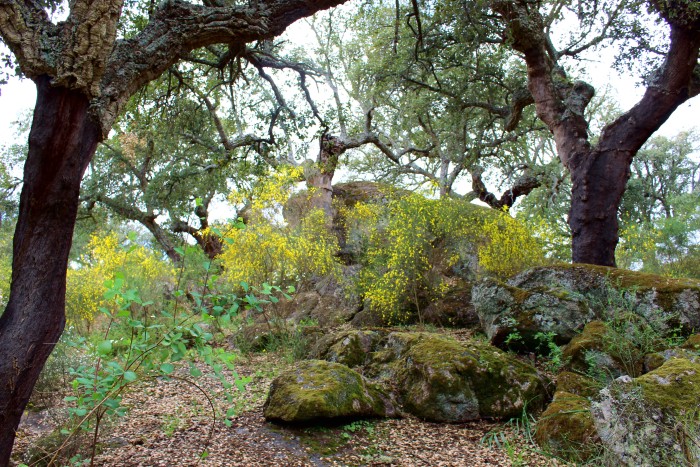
13, 352, 561, 466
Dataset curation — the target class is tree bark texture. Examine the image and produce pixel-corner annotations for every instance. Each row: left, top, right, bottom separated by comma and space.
0, 1, 349, 462
492, 0, 700, 266
0, 76, 102, 462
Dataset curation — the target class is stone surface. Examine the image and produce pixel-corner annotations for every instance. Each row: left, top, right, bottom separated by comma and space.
681, 333, 700, 351
555, 371, 600, 399
422, 282, 480, 328
472, 278, 594, 351
385, 333, 549, 422
273, 266, 362, 328
591, 358, 700, 466
263, 360, 397, 423
511, 265, 700, 334
303, 330, 550, 423
310, 329, 384, 368
642, 347, 700, 373
561, 320, 642, 379
473, 264, 700, 352
535, 391, 601, 463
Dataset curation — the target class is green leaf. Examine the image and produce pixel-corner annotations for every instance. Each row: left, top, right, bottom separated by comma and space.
97, 340, 113, 355
160, 363, 175, 375
123, 371, 137, 382
189, 365, 203, 377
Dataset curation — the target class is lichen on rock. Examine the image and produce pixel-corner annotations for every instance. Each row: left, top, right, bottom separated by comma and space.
385, 332, 550, 422
263, 360, 397, 423
591, 358, 700, 466
472, 277, 593, 351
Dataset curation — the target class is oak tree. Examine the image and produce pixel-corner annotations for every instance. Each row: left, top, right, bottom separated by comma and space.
491, 0, 700, 265
0, 0, 346, 461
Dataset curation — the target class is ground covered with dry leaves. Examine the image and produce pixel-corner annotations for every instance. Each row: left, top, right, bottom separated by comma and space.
13, 352, 562, 466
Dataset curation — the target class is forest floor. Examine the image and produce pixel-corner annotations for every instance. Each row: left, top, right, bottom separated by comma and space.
13, 351, 563, 467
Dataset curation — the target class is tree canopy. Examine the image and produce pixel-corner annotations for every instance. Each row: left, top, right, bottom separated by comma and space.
0, 0, 698, 462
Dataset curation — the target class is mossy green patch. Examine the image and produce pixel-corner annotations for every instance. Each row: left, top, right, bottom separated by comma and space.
389, 332, 548, 421
314, 330, 384, 368
555, 371, 600, 398
534, 391, 601, 463
682, 333, 700, 351
562, 320, 642, 378
263, 360, 396, 423
591, 357, 700, 466
636, 358, 700, 411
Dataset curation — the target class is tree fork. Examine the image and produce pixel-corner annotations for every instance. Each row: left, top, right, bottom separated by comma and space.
0, 76, 102, 463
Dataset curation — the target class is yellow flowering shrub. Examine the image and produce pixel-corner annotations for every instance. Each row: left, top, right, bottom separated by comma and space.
65, 232, 174, 328
477, 210, 546, 278
219, 209, 340, 289
229, 165, 304, 213
616, 223, 663, 270
221, 165, 341, 289
346, 194, 545, 324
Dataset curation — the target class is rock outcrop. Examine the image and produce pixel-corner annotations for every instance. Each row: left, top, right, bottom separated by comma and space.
473, 264, 700, 352
591, 358, 700, 466
307, 330, 550, 423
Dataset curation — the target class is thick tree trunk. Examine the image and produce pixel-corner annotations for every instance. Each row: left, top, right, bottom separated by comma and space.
0, 76, 101, 463
569, 148, 633, 266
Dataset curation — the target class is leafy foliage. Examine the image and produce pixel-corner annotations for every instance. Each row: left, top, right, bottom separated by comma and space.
220, 168, 341, 290
65, 232, 174, 329
347, 193, 545, 323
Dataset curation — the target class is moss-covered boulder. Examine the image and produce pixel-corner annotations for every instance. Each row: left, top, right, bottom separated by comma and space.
535, 391, 601, 462
511, 264, 700, 335
591, 358, 700, 466
472, 278, 594, 351
643, 347, 700, 372
310, 329, 384, 368
263, 360, 397, 423
561, 321, 642, 379
474, 264, 700, 353
383, 333, 549, 422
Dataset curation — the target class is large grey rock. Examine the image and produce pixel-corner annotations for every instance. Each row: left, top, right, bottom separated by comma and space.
472, 278, 594, 350
383, 332, 549, 422
263, 360, 397, 423
311, 329, 384, 368
473, 265, 700, 351
511, 265, 700, 334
